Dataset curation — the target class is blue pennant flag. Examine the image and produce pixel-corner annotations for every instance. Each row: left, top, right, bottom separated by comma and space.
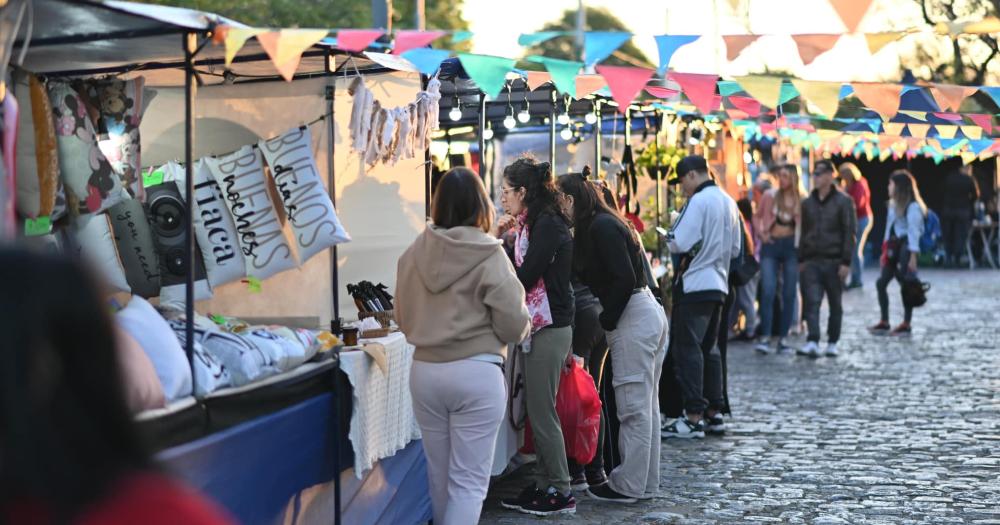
968, 139, 995, 155
979, 86, 1000, 107
839, 84, 854, 100
401, 48, 451, 75
584, 31, 631, 67
653, 34, 699, 74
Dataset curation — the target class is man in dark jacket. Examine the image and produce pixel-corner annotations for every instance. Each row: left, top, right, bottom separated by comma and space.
797, 160, 857, 358
941, 165, 980, 267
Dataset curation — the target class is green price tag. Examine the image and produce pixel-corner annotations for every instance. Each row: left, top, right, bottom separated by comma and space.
24, 216, 52, 237
246, 276, 262, 293
143, 168, 165, 188
210, 314, 226, 325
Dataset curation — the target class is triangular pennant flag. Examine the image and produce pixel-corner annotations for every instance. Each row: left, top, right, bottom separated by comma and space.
584, 32, 632, 67
968, 114, 994, 134
728, 95, 761, 117
722, 35, 760, 61
654, 35, 700, 74
968, 139, 995, 155
879, 135, 900, 150
883, 122, 905, 136
364, 51, 419, 72
525, 71, 552, 91
979, 86, 1000, 108
336, 29, 384, 53
779, 82, 799, 105
899, 110, 928, 121
726, 109, 750, 120
865, 31, 907, 54
401, 48, 451, 75
518, 31, 561, 47
935, 124, 958, 139
851, 82, 903, 120
960, 125, 983, 140
932, 112, 964, 121
727, 0, 741, 10
669, 72, 720, 115
451, 31, 473, 43
828, 0, 874, 32
258, 30, 329, 81
526, 56, 582, 97
735, 75, 784, 108
457, 53, 516, 99
791, 34, 841, 65
930, 83, 978, 112
961, 151, 977, 165
645, 86, 680, 99
792, 79, 842, 117
224, 27, 265, 66
879, 147, 894, 162
717, 80, 742, 97
575, 74, 608, 99
906, 123, 930, 138
597, 66, 654, 113
392, 30, 445, 55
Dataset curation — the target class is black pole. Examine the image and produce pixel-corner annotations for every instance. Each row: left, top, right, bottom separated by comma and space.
323, 49, 343, 525
549, 88, 557, 172
424, 74, 433, 217
654, 111, 662, 260
593, 100, 601, 179
478, 92, 487, 184
183, 32, 196, 384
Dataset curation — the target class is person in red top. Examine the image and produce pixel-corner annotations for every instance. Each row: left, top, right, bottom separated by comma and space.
838, 162, 872, 289
0, 250, 234, 525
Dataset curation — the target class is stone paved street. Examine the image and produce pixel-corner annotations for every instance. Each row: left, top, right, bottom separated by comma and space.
480, 269, 1000, 525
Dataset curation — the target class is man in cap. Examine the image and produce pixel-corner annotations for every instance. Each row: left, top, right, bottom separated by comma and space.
797, 159, 856, 357
661, 156, 742, 439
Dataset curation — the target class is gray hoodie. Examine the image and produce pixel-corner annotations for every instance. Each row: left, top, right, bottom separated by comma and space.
395, 224, 531, 363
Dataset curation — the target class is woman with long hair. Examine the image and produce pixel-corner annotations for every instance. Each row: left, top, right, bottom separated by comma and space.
870, 169, 927, 337
557, 170, 667, 504
838, 162, 873, 289
753, 163, 803, 354
497, 157, 577, 516
396, 168, 531, 525
0, 250, 233, 525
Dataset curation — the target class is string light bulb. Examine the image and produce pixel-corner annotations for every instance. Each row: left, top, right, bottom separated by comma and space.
517, 99, 531, 123
560, 127, 573, 140
584, 111, 597, 124
503, 113, 516, 129
483, 122, 494, 140
448, 106, 462, 121
557, 112, 570, 125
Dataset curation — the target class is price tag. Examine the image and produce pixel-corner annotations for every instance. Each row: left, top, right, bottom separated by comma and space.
210, 314, 226, 325
24, 216, 52, 237
143, 168, 165, 188
245, 276, 262, 293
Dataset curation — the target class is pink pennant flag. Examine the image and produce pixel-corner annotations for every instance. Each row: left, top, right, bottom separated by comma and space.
851, 82, 903, 120
932, 112, 963, 121
726, 109, 750, 120
645, 86, 680, 99
575, 74, 608, 99
597, 66, 655, 113
791, 34, 841, 65
526, 71, 552, 91
337, 29, 384, 52
930, 83, 978, 112
722, 35, 760, 61
968, 114, 994, 134
828, 0, 874, 32
392, 30, 445, 55
668, 72, 720, 115
728, 95, 761, 117
760, 122, 777, 135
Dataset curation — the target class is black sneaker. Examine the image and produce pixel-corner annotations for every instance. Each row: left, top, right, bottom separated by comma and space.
705, 413, 725, 434
868, 321, 891, 335
500, 483, 540, 511
586, 472, 609, 488
517, 487, 577, 516
661, 416, 706, 439
570, 471, 588, 491
586, 482, 637, 503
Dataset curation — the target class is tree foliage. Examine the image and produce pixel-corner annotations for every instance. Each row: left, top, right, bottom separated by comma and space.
524, 6, 651, 68
907, 0, 999, 85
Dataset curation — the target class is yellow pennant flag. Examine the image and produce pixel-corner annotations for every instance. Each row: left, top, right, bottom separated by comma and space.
735, 75, 784, 108
817, 129, 842, 140
960, 125, 983, 140
865, 32, 907, 54
882, 122, 905, 136
791, 79, 842, 117
225, 27, 265, 66
258, 29, 330, 81
961, 151, 978, 165
962, 16, 1000, 34
935, 125, 958, 139
879, 147, 893, 162
899, 110, 927, 121
906, 123, 930, 138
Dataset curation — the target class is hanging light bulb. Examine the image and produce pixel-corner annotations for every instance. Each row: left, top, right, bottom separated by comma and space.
483, 123, 494, 140
560, 127, 573, 140
449, 95, 462, 121
584, 111, 597, 125
503, 113, 516, 129
743, 151, 753, 164
517, 99, 531, 123
557, 112, 570, 125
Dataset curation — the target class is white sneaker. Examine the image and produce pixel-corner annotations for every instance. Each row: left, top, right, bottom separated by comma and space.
825, 343, 839, 357
776, 338, 795, 354
797, 341, 820, 358
754, 338, 773, 355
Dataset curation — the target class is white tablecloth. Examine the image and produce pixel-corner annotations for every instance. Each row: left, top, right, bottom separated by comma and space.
339, 331, 422, 478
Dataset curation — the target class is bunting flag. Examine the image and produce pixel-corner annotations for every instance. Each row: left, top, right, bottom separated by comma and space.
930, 83, 978, 112
451, 31, 474, 43
526, 56, 582, 97
828, 0, 874, 32
728, 95, 762, 117
364, 51, 420, 72
851, 82, 903, 120
224, 27, 265, 66
584, 32, 632, 67
525, 70, 552, 91
935, 124, 958, 139
457, 53, 516, 98
576, 74, 608, 99
723, 35, 760, 61
865, 31, 907, 54
779, 82, 800, 105
401, 48, 450, 75
961, 151, 978, 165
518, 31, 561, 47
597, 66, 654, 113
960, 125, 983, 140
882, 122, 905, 136
792, 34, 841, 65
899, 110, 928, 121
654, 35, 700, 74
645, 86, 680, 99
735, 75, 783, 108
669, 72, 720, 115
717, 80, 742, 97
907, 123, 930, 138
336, 29, 384, 52
968, 114, 994, 134
932, 112, 964, 121
791, 79, 842, 117
726, 0, 741, 11
968, 139, 995, 155
980, 86, 1000, 107
258, 29, 330, 81
392, 30, 445, 55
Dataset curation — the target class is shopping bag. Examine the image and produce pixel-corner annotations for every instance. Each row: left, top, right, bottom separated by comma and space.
521, 356, 602, 465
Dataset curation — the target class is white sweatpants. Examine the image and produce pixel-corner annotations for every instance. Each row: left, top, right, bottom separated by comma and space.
410, 358, 506, 525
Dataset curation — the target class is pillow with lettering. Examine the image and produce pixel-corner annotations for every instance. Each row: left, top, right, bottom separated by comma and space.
168, 319, 232, 397
259, 127, 351, 262
205, 146, 297, 280
196, 327, 280, 386
108, 198, 160, 298
71, 212, 131, 294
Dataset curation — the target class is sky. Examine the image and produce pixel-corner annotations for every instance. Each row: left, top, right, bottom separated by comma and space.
464, 0, 934, 82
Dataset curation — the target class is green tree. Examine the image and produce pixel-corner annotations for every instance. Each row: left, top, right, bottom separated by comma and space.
524, 6, 652, 68
907, 0, 998, 86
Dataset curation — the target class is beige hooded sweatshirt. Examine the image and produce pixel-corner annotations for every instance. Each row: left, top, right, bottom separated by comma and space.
396, 225, 531, 363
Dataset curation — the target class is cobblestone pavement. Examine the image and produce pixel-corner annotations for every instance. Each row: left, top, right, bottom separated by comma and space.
480, 269, 1000, 525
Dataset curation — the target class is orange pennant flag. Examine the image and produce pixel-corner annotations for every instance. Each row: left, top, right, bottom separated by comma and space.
575, 74, 608, 99
791, 34, 841, 65
906, 123, 930, 138
935, 125, 958, 139
722, 35, 760, 62
828, 0, 874, 32
851, 82, 903, 120
882, 122, 905, 136
526, 71, 552, 91
930, 83, 978, 112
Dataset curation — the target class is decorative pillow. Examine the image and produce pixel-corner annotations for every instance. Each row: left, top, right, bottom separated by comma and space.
71, 212, 131, 293
194, 327, 280, 386
169, 320, 232, 397
115, 326, 167, 413
108, 198, 160, 298
241, 328, 305, 372
205, 145, 297, 280
115, 296, 192, 401
269, 326, 319, 368
258, 127, 351, 262
48, 81, 126, 214
91, 77, 146, 198
14, 74, 64, 220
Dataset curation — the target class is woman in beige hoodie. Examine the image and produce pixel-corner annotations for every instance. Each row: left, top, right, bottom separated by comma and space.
396, 168, 531, 525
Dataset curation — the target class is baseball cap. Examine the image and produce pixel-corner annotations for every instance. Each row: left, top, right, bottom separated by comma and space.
670, 155, 708, 184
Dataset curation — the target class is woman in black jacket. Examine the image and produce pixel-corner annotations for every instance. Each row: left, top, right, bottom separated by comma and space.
557, 172, 668, 504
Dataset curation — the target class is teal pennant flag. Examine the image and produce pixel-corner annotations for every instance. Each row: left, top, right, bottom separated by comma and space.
402, 48, 451, 75
518, 31, 562, 47
525, 55, 582, 96
717, 80, 742, 97
458, 53, 516, 98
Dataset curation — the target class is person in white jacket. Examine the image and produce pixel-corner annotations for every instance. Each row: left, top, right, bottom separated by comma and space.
661, 156, 742, 439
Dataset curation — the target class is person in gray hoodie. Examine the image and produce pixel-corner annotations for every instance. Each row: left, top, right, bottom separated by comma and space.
395, 168, 531, 525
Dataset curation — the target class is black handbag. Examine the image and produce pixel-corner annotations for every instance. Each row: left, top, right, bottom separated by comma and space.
902, 275, 930, 308
729, 229, 759, 286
